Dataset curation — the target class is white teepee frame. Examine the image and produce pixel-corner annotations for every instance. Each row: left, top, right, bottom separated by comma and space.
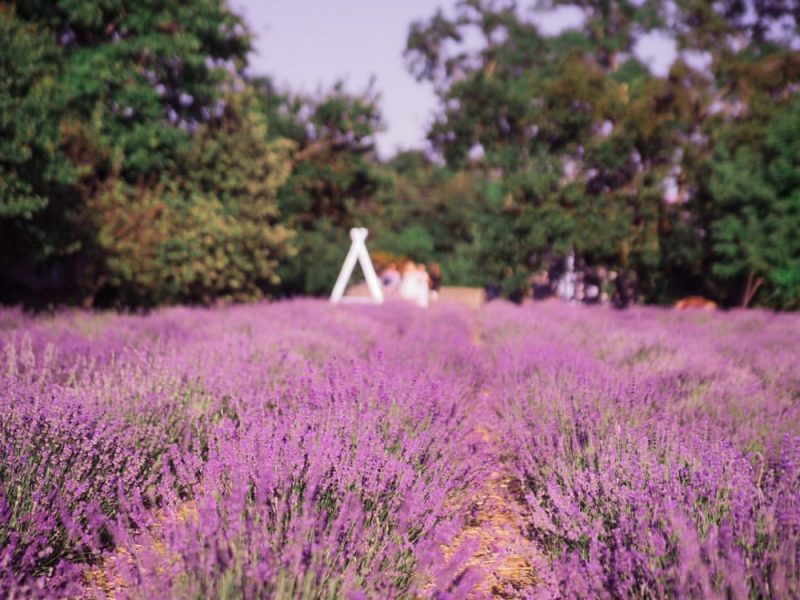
330, 227, 384, 304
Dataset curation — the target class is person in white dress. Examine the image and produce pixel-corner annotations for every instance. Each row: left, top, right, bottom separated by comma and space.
415, 264, 430, 308
399, 261, 430, 308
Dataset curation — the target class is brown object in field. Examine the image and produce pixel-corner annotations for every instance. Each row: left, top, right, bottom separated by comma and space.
675, 296, 717, 310
346, 285, 486, 310
438, 287, 486, 310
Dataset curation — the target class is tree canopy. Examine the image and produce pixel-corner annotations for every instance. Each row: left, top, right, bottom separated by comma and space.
403, 0, 800, 306
1, 0, 798, 309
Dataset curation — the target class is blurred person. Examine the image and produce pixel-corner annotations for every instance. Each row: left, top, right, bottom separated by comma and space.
597, 267, 610, 303
583, 270, 601, 305
399, 261, 429, 308
611, 272, 627, 309
380, 262, 401, 294
484, 284, 501, 301
611, 271, 640, 309
531, 270, 551, 301
416, 263, 430, 308
556, 252, 577, 302
399, 261, 419, 302
429, 262, 442, 301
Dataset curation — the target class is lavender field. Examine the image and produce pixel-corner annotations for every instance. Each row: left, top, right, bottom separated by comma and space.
1, 300, 799, 598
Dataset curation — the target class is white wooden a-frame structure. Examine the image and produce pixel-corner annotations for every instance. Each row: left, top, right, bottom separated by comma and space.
330, 227, 384, 304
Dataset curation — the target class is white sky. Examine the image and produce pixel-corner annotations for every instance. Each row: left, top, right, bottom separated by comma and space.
233, 1, 676, 158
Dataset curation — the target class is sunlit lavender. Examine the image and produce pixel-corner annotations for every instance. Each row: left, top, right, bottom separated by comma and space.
1, 301, 799, 597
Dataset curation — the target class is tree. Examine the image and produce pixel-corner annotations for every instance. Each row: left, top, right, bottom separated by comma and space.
708, 99, 800, 309
0, 7, 72, 219
405, 0, 672, 299
1, 0, 256, 304
0, 8, 77, 301
12, 0, 250, 178
254, 78, 386, 296
540, 0, 663, 69
406, 0, 800, 306
368, 152, 485, 286
86, 90, 294, 306
709, 146, 776, 306
664, 0, 800, 307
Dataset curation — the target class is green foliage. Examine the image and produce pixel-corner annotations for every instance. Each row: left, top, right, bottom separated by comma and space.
405, 1, 669, 299
288, 222, 354, 297
379, 225, 435, 262
0, 7, 72, 220
90, 91, 294, 306
1, 0, 799, 309
367, 153, 485, 286
1, 0, 265, 306
0, 6, 81, 297
254, 79, 386, 296
404, 0, 800, 307
541, 0, 664, 68
14, 0, 250, 179
708, 98, 800, 309
709, 149, 774, 282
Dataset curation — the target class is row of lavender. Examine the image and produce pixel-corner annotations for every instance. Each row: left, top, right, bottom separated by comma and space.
486, 303, 800, 597
1, 300, 799, 597
0, 301, 490, 597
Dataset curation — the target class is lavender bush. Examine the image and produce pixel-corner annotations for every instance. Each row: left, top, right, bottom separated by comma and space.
0, 302, 488, 597
486, 303, 800, 598
1, 300, 798, 597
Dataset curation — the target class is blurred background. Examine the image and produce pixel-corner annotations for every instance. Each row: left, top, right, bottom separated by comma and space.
1, 0, 799, 309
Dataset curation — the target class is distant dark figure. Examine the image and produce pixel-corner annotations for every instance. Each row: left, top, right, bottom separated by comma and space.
612, 272, 630, 309
429, 262, 442, 292
532, 283, 551, 300
531, 270, 552, 300
611, 272, 640, 309
485, 284, 502, 301
583, 272, 601, 305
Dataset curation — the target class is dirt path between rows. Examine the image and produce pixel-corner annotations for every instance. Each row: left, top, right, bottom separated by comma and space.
442, 320, 540, 597
444, 419, 539, 597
